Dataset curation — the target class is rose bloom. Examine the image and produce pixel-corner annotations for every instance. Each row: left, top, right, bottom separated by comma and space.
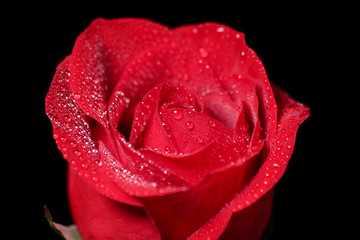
45, 18, 309, 240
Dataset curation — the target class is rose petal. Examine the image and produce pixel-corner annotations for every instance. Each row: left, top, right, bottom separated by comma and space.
69, 18, 180, 125
200, 84, 309, 218
109, 37, 219, 102
175, 23, 246, 74
99, 135, 188, 197
45, 57, 141, 206
175, 22, 277, 149
230, 85, 309, 212
129, 84, 177, 153
107, 37, 222, 137
233, 106, 251, 153
69, 21, 109, 127
202, 92, 241, 129
218, 74, 258, 126
67, 166, 161, 239
219, 190, 274, 240
139, 147, 262, 240
175, 86, 309, 239
139, 108, 237, 183
188, 190, 274, 240
126, 83, 247, 184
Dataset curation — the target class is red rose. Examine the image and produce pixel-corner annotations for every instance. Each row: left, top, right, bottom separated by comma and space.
45, 18, 309, 239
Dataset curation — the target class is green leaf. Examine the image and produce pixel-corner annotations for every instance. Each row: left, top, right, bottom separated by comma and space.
44, 205, 82, 240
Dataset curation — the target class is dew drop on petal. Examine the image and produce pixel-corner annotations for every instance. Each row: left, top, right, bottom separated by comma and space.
75, 151, 82, 156
74, 94, 81, 100
172, 110, 183, 120
185, 121, 194, 130
81, 163, 89, 169
199, 48, 208, 58
164, 146, 171, 153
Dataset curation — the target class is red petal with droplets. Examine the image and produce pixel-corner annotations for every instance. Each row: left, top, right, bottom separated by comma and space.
184, 86, 309, 240
175, 22, 277, 148
67, 166, 161, 239
45, 57, 141, 206
140, 145, 262, 240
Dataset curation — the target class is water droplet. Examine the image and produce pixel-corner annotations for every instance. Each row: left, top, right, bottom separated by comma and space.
64, 115, 71, 123
216, 27, 225, 32
53, 133, 59, 139
185, 121, 194, 130
74, 94, 81, 100
199, 48, 208, 58
172, 110, 183, 120
164, 146, 171, 153
75, 150, 82, 156
81, 163, 89, 169
197, 137, 204, 144
209, 120, 216, 128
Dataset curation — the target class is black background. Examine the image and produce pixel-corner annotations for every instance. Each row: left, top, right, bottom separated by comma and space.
7, 4, 349, 240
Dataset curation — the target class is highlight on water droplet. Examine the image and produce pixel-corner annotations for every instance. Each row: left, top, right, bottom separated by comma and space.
74, 94, 81, 100
172, 110, 183, 120
197, 137, 204, 144
199, 48, 208, 58
81, 163, 89, 169
164, 146, 171, 153
216, 27, 225, 32
185, 121, 194, 130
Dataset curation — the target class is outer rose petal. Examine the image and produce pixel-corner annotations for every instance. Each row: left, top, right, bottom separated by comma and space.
219, 190, 274, 240
45, 56, 141, 207
69, 18, 180, 126
187, 190, 274, 240
186, 85, 309, 239
174, 22, 277, 149
68, 166, 161, 239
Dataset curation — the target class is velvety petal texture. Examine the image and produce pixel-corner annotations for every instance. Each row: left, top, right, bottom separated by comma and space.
46, 18, 309, 240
